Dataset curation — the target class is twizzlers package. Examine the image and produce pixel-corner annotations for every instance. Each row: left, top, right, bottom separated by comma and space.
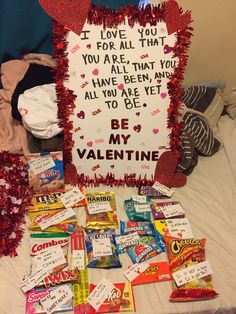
163, 236, 217, 302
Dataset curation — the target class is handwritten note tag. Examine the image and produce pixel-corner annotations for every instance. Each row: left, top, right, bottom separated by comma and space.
59, 188, 85, 208
131, 195, 147, 203
40, 285, 73, 314
124, 262, 149, 282
28, 155, 55, 175
19, 268, 49, 293
115, 232, 140, 250
134, 203, 151, 213
152, 181, 174, 197
32, 246, 66, 272
166, 218, 193, 239
92, 238, 112, 257
87, 201, 112, 215
71, 250, 85, 270
172, 260, 213, 287
39, 207, 75, 230
87, 278, 115, 311
161, 203, 185, 218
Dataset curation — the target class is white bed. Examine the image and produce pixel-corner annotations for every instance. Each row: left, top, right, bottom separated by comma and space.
0, 114, 236, 314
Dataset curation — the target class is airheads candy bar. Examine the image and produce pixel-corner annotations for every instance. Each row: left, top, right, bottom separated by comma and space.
30, 233, 69, 257
25, 284, 73, 314
126, 235, 165, 264
120, 221, 157, 236
89, 282, 135, 313
130, 261, 172, 285
29, 189, 87, 212
37, 269, 80, 288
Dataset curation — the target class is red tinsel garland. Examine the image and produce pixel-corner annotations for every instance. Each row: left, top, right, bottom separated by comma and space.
53, 3, 193, 186
0, 152, 33, 257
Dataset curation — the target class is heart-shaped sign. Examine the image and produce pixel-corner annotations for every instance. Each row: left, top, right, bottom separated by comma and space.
165, 0, 191, 35
154, 151, 187, 187
39, 0, 90, 36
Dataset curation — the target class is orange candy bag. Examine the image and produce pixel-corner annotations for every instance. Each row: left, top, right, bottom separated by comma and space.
163, 236, 217, 302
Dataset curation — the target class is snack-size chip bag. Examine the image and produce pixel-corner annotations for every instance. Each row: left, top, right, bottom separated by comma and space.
124, 199, 152, 222
84, 229, 122, 269
85, 192, 118, 230
127, 235, 165, 264
163, 236, 218, 302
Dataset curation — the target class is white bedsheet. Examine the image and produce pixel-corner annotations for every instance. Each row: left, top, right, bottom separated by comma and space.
1, 115, 236, 314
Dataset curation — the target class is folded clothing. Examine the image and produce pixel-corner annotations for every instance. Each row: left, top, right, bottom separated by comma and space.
12, 63, 55, 120
18, 83, 62, 139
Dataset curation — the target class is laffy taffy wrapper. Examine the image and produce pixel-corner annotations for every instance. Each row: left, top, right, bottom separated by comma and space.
163, 236, 218, 302
28, 209, 77, 234
89, 282, 135, 313
85, 191, 118, 230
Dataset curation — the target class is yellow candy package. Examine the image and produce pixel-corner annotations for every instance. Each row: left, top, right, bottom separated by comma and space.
85, 192, 118, 230
29, 189, 87, 212
28, 209, 77, 234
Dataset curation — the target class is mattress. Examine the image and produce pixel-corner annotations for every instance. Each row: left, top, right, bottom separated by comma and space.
0, 115, 236, 314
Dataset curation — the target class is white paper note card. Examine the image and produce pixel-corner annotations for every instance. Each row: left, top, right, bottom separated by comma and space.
167, 218, 193, 239
87, 278, 115, 311
172, 260, 213, 287
28, 155, 55, 175
124, 262, 149, 282
92, 238, 112, 257
59, 188, 85, 208
152, 181, 174, 197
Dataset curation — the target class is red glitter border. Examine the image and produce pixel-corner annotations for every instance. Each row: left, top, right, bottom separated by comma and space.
53, 3, 193, 187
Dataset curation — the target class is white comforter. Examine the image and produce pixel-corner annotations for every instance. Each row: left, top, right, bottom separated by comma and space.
1, 115, 236, 314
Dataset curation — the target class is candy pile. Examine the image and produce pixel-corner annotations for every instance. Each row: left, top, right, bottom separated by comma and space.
20, 154, 218, 314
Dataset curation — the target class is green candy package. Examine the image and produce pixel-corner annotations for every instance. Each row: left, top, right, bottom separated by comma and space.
124, 198, 152, 222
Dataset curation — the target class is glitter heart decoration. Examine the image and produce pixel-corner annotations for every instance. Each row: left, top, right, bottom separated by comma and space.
39, 0, 91, 36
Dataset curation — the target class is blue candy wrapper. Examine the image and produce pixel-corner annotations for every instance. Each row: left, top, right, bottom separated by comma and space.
84, 229, 122, 269
120, 221, 157, 236
127, 235, 165, 264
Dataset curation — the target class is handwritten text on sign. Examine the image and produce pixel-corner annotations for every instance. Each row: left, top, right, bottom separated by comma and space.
67, 20, 178, 180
